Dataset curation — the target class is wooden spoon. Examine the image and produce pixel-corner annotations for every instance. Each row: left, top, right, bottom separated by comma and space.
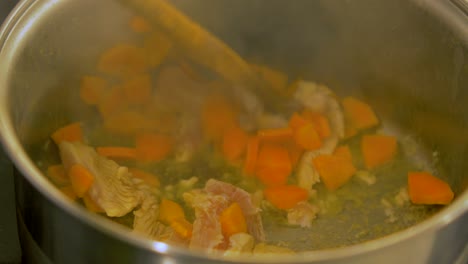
117, 0, 284, 111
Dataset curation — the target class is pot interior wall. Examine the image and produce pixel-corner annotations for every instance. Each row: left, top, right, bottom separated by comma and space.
2, 0, 467, 256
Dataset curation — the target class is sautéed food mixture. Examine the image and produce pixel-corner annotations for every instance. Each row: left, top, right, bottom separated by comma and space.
37, 16, 455, 254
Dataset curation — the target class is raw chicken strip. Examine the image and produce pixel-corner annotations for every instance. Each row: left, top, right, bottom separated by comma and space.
205, 179, 265, 241
58, 141, 140, 217
224, 233, 254, 256
293, 81, 345, 191
183, 190, 229, 251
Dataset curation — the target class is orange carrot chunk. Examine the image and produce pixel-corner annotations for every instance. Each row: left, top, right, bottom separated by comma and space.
59, 186, 77, 201
68, 164, 94, 198
256, 143, 292, 186
47, 164, 69, 186
289, 112, 310, 131
258, 127, 294, 142
287, 141, 303, 168
264, 185, 308, 210
97, 44, 148, 77
51, 122, 83, 145
312, 154, 356, 191
219, 202, 247, 237
96, 147, 137, 160
97, 86, 128, 119
302, 110, 331, 139
82, 193, 105, 213
103, 110, 157, 136
79, 75, 109, 105
243, 136, 260, 175
121, 74, 152, 105
158, 199, 186, 225
333, 145, 353, 162
342, 97, 379, 130
170, 218, 193, 239
135, 133, 173, 163
294, 123, 322, 151
130, 16, 152, 33
222, 125, 249, 162
361, 134, 397, 169
408, 172, 454, 205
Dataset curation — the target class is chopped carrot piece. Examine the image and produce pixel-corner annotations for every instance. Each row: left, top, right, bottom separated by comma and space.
128, 168, 160, 188
264, 185, 308, 210
287, 141, 303, 168
46, 164, 69, 186
59, 186, 77, 201
143, 32, 172, 68
51, 122, 83, 145
170, 218, 193, 239
243, 136, 260, 175
408, 172, 454, 205
201, 94, 238, 142
136, 133, 173, 163
158, 199, 186, 225
222, 125, 249, 162
294, 123, 322, 151
103, 110, 155, 136
288, 112, 309, 131
361, 134, 397, 169
250, 64, 288, 94
68, 164, 94, 198
97, 44, 148, 77
333, 145, 352, 162
301, 110, 331, 139
121, 74, 152, 105
96, 147, 137, 160
256, 143, 292, 186
344, 120, 358, 139
342, 97, 379, 131
82, 193, 105, 213
256, 166, 291, 188
312, 154, 356, 191
258, 127, 294, 142
219, 202, 247, 237
79, 75, 108, 105
130, 16, 152, 33
97, 86, 128, 119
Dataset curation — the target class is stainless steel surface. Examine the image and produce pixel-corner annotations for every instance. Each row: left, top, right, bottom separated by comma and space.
0, 1, 21, 263
0, 0, 467, 263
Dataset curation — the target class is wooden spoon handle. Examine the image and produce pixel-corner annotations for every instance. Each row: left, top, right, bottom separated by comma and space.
119, 0, 256, 85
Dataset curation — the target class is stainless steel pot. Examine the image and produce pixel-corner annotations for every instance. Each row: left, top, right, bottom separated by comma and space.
0, 0, 467, 263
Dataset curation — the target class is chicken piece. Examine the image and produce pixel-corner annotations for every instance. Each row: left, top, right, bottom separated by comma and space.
174, 113, 203, 163
394, 187, 410, 206
183, 189, 229, 251
253, 243, 294, 255
287, 201, 319, 228
183, 179, 265, 251
224, 233, 254, 256
58, 141, 140, 217
205, 179, 265, 242
293, 81, 345, 192
133, 194, 170, 239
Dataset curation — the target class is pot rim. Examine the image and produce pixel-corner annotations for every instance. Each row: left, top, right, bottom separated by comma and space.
0, 0, 467, 263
